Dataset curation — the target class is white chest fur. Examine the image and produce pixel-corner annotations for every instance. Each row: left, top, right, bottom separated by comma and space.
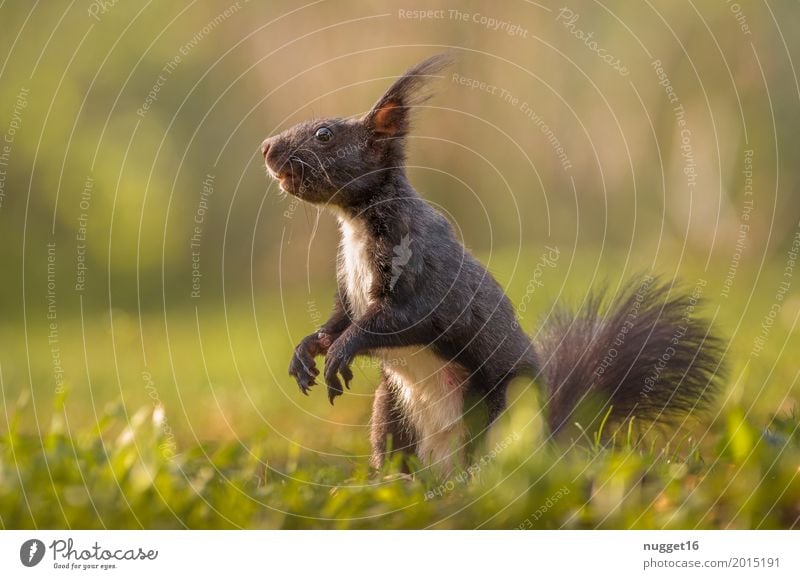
337, 216, 374, 318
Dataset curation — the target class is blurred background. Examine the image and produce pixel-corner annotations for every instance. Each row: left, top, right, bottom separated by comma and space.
1, 0, 799, 461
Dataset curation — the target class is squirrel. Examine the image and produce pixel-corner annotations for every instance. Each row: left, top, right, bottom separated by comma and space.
261, 54, 726, 472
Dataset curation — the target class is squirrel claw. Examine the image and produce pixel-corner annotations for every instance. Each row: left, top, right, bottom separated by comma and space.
325, 373, 344, 405
323, 346, 351, 402
289, 339, 321, 397
327, 379, 343, 405
341, 365, 353, 390
299, 378, 315, 395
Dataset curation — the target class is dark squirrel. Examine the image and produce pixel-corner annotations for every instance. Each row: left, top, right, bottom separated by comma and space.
261, 54, 726, 472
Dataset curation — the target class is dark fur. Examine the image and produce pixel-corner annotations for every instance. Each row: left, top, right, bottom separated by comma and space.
369, 374, 417, 468
262, 54, 726, 468
539, 277, 726, 434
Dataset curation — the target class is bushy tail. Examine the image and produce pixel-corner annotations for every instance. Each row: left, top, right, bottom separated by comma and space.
534, 275, 726, 435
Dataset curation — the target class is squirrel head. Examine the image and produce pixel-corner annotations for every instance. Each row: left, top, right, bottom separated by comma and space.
261, 53, 454, 208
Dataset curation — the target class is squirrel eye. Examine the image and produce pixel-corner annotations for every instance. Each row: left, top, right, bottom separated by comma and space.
315, 127, 333, 142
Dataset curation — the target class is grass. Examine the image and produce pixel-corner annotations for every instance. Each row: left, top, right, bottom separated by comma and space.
2, 390, 799, 529
1, 253, 799, 529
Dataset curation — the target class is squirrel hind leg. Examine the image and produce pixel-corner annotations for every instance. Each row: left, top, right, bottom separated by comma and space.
370, 375, 417, 471
379, 357, 469, 476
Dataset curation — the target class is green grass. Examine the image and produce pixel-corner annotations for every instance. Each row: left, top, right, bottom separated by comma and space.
2, 390, 799, 529
2, 253, 800, 529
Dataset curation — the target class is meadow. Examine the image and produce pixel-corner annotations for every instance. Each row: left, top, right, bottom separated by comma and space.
1, 1, 799, 530
2, 252, 798, 530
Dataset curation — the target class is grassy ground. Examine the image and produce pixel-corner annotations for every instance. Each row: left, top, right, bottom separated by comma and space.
2, 392, 798, 529
1, 253, 799, 529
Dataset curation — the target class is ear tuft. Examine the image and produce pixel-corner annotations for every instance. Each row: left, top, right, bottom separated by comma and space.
364, 53, 455, 138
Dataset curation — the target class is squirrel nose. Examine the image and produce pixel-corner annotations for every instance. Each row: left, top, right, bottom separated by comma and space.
261, 137, 273, 158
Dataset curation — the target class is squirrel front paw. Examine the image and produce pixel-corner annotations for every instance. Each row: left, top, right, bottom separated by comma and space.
323, 341, 354, 405
288, 333, 330, 395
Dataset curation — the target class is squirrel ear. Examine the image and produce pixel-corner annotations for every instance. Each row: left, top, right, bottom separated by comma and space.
364, 53, 455, 138
368, 98, 405, 137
